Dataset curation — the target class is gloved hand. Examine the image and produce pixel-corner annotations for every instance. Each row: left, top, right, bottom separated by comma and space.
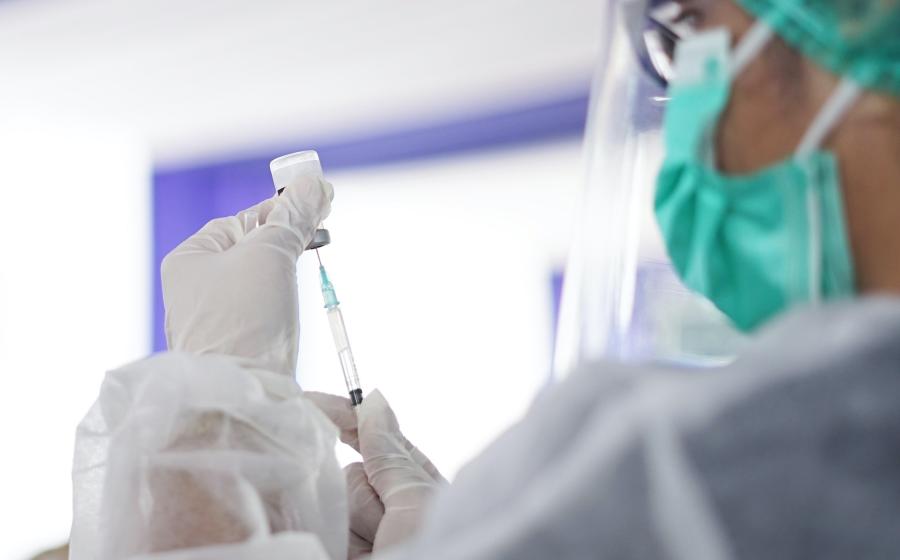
306, 390, 446, 557
161, 176, 333, 377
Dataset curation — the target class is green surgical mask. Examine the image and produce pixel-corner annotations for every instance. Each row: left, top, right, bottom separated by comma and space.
654, 22, 860, 332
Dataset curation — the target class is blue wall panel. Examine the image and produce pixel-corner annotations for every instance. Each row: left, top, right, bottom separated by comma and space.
153, 92, 589, 351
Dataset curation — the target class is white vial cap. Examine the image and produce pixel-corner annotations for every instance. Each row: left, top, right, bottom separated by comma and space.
270, 150, 323, 190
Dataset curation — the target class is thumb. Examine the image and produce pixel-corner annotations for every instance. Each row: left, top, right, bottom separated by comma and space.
355, 391, 446, 484
345, 462, 384, 545
248, 176, 333, 257
356, 389, 402, 443
357, 390, 436, 505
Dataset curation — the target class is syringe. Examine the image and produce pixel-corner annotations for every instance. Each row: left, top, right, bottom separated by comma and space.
316, 250, 364, 406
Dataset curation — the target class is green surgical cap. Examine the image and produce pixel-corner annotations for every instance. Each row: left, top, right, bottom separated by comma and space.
735, 0, 900, 95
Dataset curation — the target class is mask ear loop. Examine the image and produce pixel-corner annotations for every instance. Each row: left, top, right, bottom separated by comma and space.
701, 21, 773, 167
728, 20, 774, 79
795, 79, 862, 156
794, 79, 862, 303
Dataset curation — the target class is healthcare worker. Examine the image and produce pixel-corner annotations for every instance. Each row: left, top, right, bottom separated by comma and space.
71, 0, 900, 559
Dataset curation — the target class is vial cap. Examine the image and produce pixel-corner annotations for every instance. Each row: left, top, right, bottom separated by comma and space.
270, 150, 323, 190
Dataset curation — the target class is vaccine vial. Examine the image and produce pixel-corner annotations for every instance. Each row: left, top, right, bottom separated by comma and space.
270, 150, 331, 249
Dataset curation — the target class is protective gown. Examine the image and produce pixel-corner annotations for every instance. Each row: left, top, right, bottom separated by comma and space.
387, 297, 900, 560
71, 297, 900, 559
69, 353, 348, 560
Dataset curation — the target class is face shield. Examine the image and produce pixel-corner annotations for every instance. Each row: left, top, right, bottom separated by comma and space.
554, 0, 748, 374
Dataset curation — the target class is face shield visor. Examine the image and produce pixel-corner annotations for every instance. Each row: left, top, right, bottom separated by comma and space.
554, 0, 748, 374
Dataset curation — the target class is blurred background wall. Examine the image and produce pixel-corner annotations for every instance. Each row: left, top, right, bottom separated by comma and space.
0, 0, 602, 557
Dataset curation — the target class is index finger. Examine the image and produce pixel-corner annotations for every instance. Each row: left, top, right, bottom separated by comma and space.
304, 391, 359, 452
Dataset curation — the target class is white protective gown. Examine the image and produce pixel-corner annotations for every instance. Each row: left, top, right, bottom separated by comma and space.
69, 353, 348, 560
71, 297, 900, 559
384, 297, 900, 560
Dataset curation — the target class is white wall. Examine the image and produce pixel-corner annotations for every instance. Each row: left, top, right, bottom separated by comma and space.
0, 122, 151, 560
295, 140, 582, 476
0, 0, 601, 166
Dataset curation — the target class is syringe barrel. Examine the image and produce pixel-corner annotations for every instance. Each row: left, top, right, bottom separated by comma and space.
326, 306, 362, 397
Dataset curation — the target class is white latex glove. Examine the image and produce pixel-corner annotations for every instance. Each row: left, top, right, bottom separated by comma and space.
344, 462, 384, 558
307, 390, 447, 556
161, 176, 332, 377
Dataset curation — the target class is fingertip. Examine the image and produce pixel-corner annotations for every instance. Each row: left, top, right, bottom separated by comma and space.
305, 390, 354, 410
279, 174, 329, 203
344, 461, 366, 481
249, 197, 277, 225
363, 389, 390, 410
305, 391, 359, 437
357, 388, 400, 435
321, 179, 334, 202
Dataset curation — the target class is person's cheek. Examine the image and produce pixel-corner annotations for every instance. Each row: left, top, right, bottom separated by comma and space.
707, 1, 782, 174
